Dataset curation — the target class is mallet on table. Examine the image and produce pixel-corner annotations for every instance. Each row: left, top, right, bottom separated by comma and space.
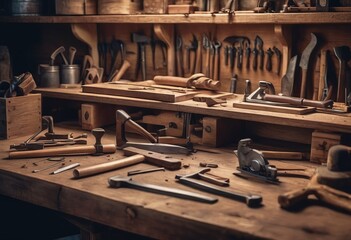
8, 128, 115, 159
73, 147, 182, 179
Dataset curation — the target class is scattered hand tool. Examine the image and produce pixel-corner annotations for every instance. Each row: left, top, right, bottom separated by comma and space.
73, 146, 181, 179
153, 73, 221, 91
273, 46, 282, 75
50, 163, 80, 175
320, 50, 337, 101
247, 80, 333, 108
185, 35, 198, 75
278, 145, 351, 213
299, 33, 318, 98
229, 74, 237, 93
127, 167, 166, 176
176, 168, 229, 186
131, 32, 150, 80
176, 168, 263, 207
265, 48, 274, 71
32, 159, 65, 173
280, 55, 298, 96
333, 45, 351, 103
116, 110, 191, 155
9, 128, 115, 159
68, 46, 77, 65
50, 46, 68, 66
244, 39, 251, 69
199, 162, 219, 168
176, 35, 185, 77
234, 138, 279, 184
252, 36, 262, 70
150, 32, 167, 71
107, 39, 126, 82
109, 175, 218, 204
213, 41, 222, 81
110, 60, 131, 82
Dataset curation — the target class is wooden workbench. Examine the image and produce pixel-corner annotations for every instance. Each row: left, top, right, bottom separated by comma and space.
0, 123, 350, 239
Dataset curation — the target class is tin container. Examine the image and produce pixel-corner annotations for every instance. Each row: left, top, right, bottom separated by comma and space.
11, 0, 42, 16
60, 65, 80, 84
38, 64, 60, 88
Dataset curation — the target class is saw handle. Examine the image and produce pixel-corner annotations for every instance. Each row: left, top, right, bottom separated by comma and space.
263, 94, 333, 108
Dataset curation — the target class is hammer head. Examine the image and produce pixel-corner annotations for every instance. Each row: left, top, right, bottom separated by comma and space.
108, 176, 132, 188
131, 33, 150, 44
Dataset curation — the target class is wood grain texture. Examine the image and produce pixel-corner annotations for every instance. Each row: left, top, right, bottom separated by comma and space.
0, 125, 350, 240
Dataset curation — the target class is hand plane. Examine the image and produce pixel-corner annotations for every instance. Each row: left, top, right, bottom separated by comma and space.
234, 138, 279, 184
116, 110, 191, 155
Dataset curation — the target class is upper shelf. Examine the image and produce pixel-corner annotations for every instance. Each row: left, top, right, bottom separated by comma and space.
0, 12, 351, 24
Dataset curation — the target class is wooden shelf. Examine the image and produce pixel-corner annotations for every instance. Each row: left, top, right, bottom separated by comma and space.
1, 12, 351, 24
34, 88, 351, 133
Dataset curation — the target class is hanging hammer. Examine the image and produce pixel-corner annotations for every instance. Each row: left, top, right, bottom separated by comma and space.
8, 128, 115, 159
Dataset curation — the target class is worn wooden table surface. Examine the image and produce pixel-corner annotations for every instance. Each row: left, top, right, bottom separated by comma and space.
0, 124, 350, 240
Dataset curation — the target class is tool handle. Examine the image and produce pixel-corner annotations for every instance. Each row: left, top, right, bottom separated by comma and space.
176, 50, 184, 77
214, 52, 219, 81
195, 40, 202, 73
111, 60, 131, 82
9, 144, 116, 159
300, 68, 308, 98
315, 185, 351, 213
318, 50, 327, 100
337, 60, 346, 102
264, 94, 332, 108
192, 77, 221, 91
123, 147, 182, 170
125, 119, 157, 143
278, 187, 311, 208
153, 75, 189, 87
73, 154, 145, 178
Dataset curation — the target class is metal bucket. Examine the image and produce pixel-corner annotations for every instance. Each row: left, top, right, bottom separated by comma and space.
38, 64, 60, 88
11, 0, 42, 16
60, 65, 80, 84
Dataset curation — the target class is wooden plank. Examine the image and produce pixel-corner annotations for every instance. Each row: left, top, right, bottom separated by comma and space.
232, 101, 315, 115
82, 83, 199, 102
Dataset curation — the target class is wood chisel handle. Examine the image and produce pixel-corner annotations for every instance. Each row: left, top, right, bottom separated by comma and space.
111, 60, 131, 82
278, 187, 311, 208
153, 76, 189, 87
300, 68, 308, 98
8, 144, 116, 159
264, 94, 333, 108
73, 154, 145, 178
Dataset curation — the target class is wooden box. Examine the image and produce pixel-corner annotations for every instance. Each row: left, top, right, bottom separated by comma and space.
144, 0, 174, 14
81, 103, 115, 130
98, 0, 142, 14
202, 117, 241, 147
310, 131, 342, 164
55, 0, 97, 15
0, 94, 42, 139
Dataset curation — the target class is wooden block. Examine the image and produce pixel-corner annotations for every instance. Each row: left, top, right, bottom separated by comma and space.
98, 0, 142, 14
144, 0, 173, 14
168, 4, 199, 14
202, 117, 241, 147
81, 103, 115, 130
310, 131, 342, 164
142, 111, 184, 137
0, 94, 41, 139
55, 0, 97, 15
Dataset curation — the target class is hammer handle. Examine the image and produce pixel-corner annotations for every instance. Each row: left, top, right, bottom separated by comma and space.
73, 154, 145, 179
8, 144, 116, 159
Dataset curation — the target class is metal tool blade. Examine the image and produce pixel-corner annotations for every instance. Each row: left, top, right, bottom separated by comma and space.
299, 33, 317, 70
119, 142, 191, 155
108, 176, 218, 203
50, 163, 80, 175
281, 55, 298, 96
177, 177, 262, 207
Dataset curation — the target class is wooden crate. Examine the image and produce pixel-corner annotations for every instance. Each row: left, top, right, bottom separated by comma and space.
0, 94, 41, 139
98, 0, 142, 14
202, 117, 241, 147
310, 131, 342, 164
144, 0, 174, 14
55, 0, 97, 15
81, 103, 115, 130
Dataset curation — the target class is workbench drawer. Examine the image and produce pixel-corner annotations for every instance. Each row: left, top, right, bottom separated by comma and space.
0, 94, 42, 139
